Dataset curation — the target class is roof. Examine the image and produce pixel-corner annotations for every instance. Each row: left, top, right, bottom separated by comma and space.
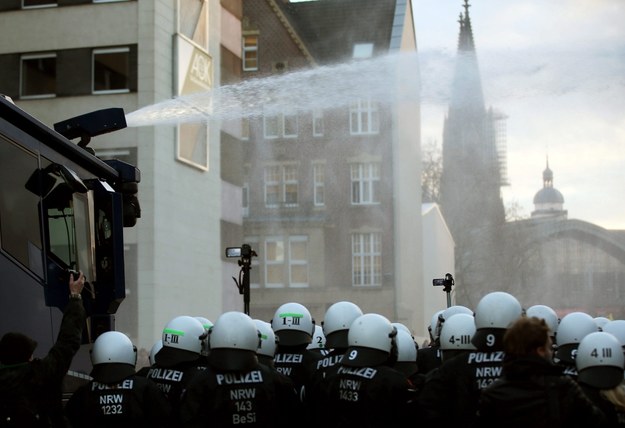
533, 187, 565, 205
275, 0, 399, 64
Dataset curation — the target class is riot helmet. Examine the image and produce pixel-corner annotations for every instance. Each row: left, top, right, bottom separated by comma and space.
526, 304, 559, 337
90, 331, 137, 384
343, 313, 397, 367
322, 301, 363, 349
271, 302, 315, 346
601, 320, 625, 348
554, 311, 598, 365
208, 311, 261, 370
155, 315, 206, 366
594, 316, 611, 330
428, 309, 445, 343
148, 339, 163, 366
253, 319, 278, 359
394, 329, 418, 377
307, 324, 327, 351
440, 313, 477, 354
576, 331, 625, 389
472, 291, 522, 350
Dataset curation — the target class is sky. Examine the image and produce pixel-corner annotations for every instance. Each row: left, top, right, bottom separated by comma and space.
412, 0, 625, 230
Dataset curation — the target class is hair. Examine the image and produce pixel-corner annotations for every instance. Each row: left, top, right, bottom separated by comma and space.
503, 316, 550, 357
601, 380, 625, 411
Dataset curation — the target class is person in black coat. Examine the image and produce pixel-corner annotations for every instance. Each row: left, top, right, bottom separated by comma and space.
0, 271, 86, 427
180, 311, 300, 427
65, 331, 173, 427
575, 331, 625, 427
477, 316, 607, 428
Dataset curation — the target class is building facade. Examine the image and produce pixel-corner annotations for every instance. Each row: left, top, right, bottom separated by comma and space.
0, 0, 244, 357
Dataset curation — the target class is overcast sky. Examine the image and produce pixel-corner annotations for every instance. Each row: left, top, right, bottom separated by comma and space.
412, 0, 625, 230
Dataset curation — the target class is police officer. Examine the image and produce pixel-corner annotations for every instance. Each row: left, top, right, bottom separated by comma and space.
576, 331, 625, 426
307, 325, 329, 356
416, 309, 444, 376
554, 311, 598, 379
0, 271, 85, 427
180, 311, 300, 427
65, 331, 173, 427
316, 313, 417, 427
146, 315, 208, 421
418, 291, 523, 427
477, 316, 606, 427
315, 301, 363, 377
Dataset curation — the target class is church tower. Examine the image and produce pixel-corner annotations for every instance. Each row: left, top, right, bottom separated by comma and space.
439, 1, 507, 305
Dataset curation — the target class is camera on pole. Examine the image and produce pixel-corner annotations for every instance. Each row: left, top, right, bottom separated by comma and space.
432, 273, 454, 308
225, 244, 257, 315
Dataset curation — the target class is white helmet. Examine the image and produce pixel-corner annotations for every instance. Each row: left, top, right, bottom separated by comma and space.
435, 305, 472, 342
344, 313, 397, 367
594, 316, 611, 330
392, 322, 413, 337
194, 316, 214, 331
440, 313, 476, 352
253, 319, 277, 358
271, 302, 315, 346
393, 329, 418, 377
307, 325, 326, 350
148, 339, 163, 366
209, 312, 261, 370
90, 331, 137, 384
576, 331, 625, 389
155, 315, 206, 366
210, 312, 260, 351
554, 311, 598, 364
194, 317, 213, 356
472, 292, 522, 350
429, 309, 445, 342
92, 331, 137, 366
322, 301, 363, 349
526, 305, 559, 336
395, 329, 417, 363
601, 320, 625, 347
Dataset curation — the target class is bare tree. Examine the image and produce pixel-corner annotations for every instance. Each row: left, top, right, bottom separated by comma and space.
421, 138, 443, 203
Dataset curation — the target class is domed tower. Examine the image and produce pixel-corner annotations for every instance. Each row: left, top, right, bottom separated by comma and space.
531, 158, 567, 219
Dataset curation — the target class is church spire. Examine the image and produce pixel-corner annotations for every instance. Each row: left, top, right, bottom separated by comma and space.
450, 0, 484, 110
457, 0, 475, 52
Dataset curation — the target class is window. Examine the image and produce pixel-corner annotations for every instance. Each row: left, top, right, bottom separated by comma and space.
289, 236, 309, 287
353, 43, 374, 59
241, 117, 250, 141
351, 162, 380, 205
22, 0, 56, 8
263, 113, 298, 139
93, 47, 130, 94
265, 237, 284, 287
0, 138, 43, 273
263, 115, 280, 139
283, 113, 298, 138
313, 109, 324, 137
350, 98, 379, 135
264, 164, 298, 207
313, 163, 325, 207
263, 236, 309, 288
20, 53, 56, 99
243, 34, 258, 71
352, 232, 382, 286
242, 182, 249, 217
